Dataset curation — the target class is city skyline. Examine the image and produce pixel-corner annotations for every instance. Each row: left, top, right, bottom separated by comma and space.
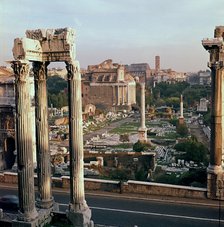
0, 0, 223, 72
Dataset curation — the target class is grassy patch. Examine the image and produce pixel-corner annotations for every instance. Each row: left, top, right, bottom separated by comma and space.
111, 143, 133, 149
110, 122, 139, 134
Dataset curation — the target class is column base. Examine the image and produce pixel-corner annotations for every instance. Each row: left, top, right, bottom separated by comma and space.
13, 207, 55, 227
17, 209, 38, 223
207, 165, 224, 200
12, 219, 39, 227
67, 203, 93, 227
36, 197, 54, 209
178, 117, 185, 125
138, 127, 147, 143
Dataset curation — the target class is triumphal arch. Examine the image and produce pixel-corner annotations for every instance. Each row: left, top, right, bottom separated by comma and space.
11, 28, 93, 226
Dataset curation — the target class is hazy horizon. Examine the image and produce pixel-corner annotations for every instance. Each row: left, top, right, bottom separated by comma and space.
0, 0, 223, 72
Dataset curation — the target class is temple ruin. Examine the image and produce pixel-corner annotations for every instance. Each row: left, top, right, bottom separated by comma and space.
11, 28, 93, 226
81, 59, 136, 112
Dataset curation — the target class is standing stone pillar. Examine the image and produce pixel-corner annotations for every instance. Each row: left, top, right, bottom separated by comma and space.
33, 61, 54, 209
117, 85, 120, 105
138, 83, 147, 142
11, 61, 38, 222
179, 94, 184, 124
122, 86, 125, 105
66, 61, 92, 226
112, 86, 115, 105
207, 62, 224, 198
202, 26, 224, 199
126, 85, 129, 105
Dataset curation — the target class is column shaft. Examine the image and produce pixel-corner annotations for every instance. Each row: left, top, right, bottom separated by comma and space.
66, 61, 87, 209
210, 65, 223, 167
117, 85, 120, 105
127, 85, 129, 105
141, 83, 146, 128
12, 61, 38, 221
33, 61, 53, 209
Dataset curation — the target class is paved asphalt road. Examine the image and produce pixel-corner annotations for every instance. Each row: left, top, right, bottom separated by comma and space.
0, 185, 224, 227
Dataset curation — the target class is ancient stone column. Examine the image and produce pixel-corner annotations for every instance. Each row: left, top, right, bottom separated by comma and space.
179, 94, 184, 124
126, 85, 130, 105
66, 61, 92, 226
112, 85, 115, 105
122, 86, 125, 105
138, 83, 147, 142
33, 61, 54, 209
11, 61, 38, 221
117, 85, 120, 105
202, 27, 224, 199
208, 62, 223, 171
207, 62, 224, 198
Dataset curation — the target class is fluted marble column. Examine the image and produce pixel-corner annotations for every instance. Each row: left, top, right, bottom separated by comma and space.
66, 61, 92, 226
138, 83, 147, 142
179, 94, 184, 124
12, 61, 38, 221
112, 86, 115, 105
208, 62, 223, 173
33, 61, 54, 209
117, 85, 120, 105
122, 86, 125, 105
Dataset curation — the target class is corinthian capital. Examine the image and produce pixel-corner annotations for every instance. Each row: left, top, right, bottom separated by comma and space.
65, 61, 80, 81
11, 61, 30, 83
208, 61, 224, 70
33, 61, 49, 81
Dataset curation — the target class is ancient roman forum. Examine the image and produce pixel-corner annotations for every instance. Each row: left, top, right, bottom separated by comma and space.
11, 28, 92, 226
202, 26, 224, 200
138, 83, 147, 143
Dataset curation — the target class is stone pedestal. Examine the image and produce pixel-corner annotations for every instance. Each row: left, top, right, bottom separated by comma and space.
11, 61, 38, 222
178, 117, 184, 125
66, 61, 93, 226
33, 61, 54, 209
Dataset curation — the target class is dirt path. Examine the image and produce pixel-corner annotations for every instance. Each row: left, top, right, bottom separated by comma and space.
188, 122, 210, 150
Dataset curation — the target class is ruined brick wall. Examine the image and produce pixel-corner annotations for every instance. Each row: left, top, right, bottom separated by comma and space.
89, 85, 113, 110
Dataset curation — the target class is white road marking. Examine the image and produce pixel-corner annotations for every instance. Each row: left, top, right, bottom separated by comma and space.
59, 203, 224, 223
90, 206, 224, 223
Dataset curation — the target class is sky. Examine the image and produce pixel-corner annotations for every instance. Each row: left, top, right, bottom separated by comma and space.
0, 0, 224, 72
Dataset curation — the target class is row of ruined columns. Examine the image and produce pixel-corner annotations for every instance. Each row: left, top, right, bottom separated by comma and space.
112, 85, 129, 106
11, 60, 91, 225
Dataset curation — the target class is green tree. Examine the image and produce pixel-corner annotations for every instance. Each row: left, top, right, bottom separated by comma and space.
176, 122, 188, 137
174, 140, 208, 164
133, 140, 147, 152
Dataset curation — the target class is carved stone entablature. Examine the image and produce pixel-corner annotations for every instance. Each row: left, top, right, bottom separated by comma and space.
13, 28, 76, 62
202, 37, 224, 50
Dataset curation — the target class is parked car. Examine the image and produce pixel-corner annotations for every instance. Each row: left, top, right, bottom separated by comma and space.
0, 195, 19, 210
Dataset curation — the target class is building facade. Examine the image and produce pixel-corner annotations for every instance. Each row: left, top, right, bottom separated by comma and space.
125, 63, 151, 83
82, 59, 136, 111
0, 67, 36, 170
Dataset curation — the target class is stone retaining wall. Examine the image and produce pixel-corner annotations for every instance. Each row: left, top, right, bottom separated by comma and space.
1, 172, 207, 199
